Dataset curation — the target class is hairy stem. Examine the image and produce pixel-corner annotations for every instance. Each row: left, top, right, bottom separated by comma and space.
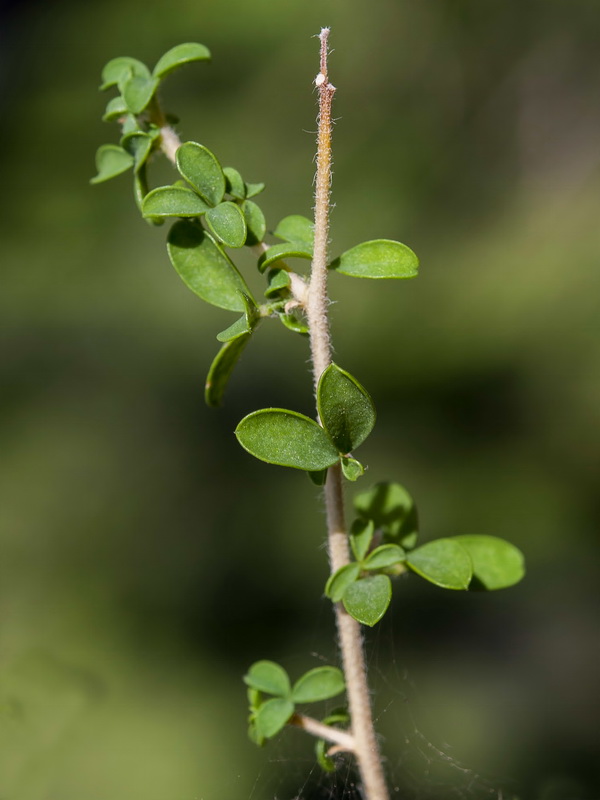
305, 28, 390, 800
289, 713, 355, 752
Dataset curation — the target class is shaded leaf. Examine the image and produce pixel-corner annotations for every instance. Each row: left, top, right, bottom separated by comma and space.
258, 242, 312, 273
255, 698, 295, 739
120, 130, 156, 170
265, 269, 291, 298
242, 200, 266, 245
317, 363, 376, 454
223, 166, 246, 200
350, 518, 374, 562
307, 469, 327, 486
176, 141, 225, 206
102, 95, 128, 122
406, 539, 472, 590
206, 201, 247, 248
167, 219, 251, 311
291, 667, 345, 704
315, 710, 350, 772
119, 70, 158, 114
278, 312, 308, 336
330, 240, 419, 279
363, 544, 405, 571
343, 575, 392, 627
341, 456, 365, 481
324, 563, 361, 602
274, 214, 314, 246
153, 42, 211, 79
216, 293, 258, 342
235, 409, 340, 471
454, 535, 525, 590
243, 660, 291, 696
354, 482, 418, 547
90, 144, 134, 184
205, 334, 251, 408
100, 56, 149, 90
142, 186, 211, 218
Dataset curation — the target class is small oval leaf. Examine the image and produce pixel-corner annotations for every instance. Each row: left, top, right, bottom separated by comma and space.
90, 144, 134, 184
350, 518, 374, 562
242, 200, 266, 246
142, 186, 211, 218
258, 242, 312, 273
244, 660, 291, 696
363, 544, 406, 571
330, 240, 419, 279
153, 42, 211, 79
120, 72, 158, 114
176, 141, 226, 207
223, 167, 246, 200
406, 539, 472, 590
454, 535, 525, 590
235, 409, 340, 471
341, 456, 365, 482
278, 312, 308, 336
100, 56, 149, 90
265, 268, 291, 298
102, 95, 128, 122
206, 201, 247, 248
291, 667, 345, 704
274, 215, 314, 246
343, 575, 392, 627
254, 698, 295, 739
325, 563, 361, 602
317, 364, 376, 454
167, 219, 251, 311
205, 334, 252, 408
245, 181, 265, 198
120, 130, 156, 170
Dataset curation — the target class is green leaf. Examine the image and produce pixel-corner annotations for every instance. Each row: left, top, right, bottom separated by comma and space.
167, 220, 252, 311
176, 142, 226, 207
291, 667, 345, 704
343, 575, 392, 627
205, 201, 247, 248
265, 269, 291, 298
100, 56, 149, 90
120, 130, 156, 171
223, 167, 246, 200
245, 181, 265, 198
406, 539, 472, 590
354, 482, 418, 546
257, 242, 312, 273
254, 698, 295, 739
235, 409, 340, 471
90, 144, 134, 184
205, 334, 251, 408
121, 113, 139, 135
307, 469, 327, 486
119, 70, 158, 114
330, 240, 419, 279
247, 722, 265, 746
274, 214, 314, 246
247, 687, 261, 710
324, 563, 361, 602
216, 293, 258, 342
153, 42, 211, 79
453, 535, 525, 590
102, 95, 128, 122
242, 200, 266, 246
142, 186, 211, 218
317, 363, 376, 454
341, 456, 365, 481
315, 710, 350, 772
363, 544, 406, 571
243, 660, 291, 696
278, 312, 308, 336
350, 518, 374, 562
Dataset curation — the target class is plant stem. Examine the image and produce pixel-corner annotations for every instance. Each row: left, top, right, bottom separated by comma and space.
289, 713, 355, 752
305, 28, 390, 800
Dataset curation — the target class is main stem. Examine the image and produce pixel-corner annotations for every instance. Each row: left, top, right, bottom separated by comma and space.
305, 29, 390, 800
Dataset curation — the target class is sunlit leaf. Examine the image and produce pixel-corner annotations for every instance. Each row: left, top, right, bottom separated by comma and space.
102, 95, 128, 122
153, 42, 211, 79
254, 698, 295, 739
100, 56, 149, 90
258, 242, 312, 273
341, 456, 365, 481
176, 141, 225, 207
206, 201, 247, 248
363, 544, 405, 571
245, 181, 265, 198
317, 363, 376, 453
119, 69, 158, 114
235, 409, 340, 471
324, 563, 361, 602
343, 575, 392, 627
242, 200, 266, 245
454, 535, 525, 590
291, 667, 345, 703
274, 214, 314, 246
142, 186, 211, 218
406, 539, 472, 590
243, 660, 291, 696
90, 144, 134, 184
330, 240, 419, 279
205, 334, 252, 408
167, 220, 251, 311
216, 293, 258, 342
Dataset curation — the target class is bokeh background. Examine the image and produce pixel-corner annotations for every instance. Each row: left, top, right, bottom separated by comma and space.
1, 0, 599, 798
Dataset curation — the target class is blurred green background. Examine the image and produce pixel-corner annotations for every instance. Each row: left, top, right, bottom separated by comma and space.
1, 0, 599, 798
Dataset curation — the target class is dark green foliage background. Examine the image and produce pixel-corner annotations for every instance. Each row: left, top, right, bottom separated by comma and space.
1, 1, 598, 798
